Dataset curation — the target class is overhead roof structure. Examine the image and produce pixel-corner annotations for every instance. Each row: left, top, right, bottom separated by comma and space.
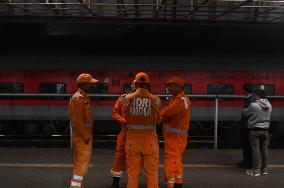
0, 0, 284, 23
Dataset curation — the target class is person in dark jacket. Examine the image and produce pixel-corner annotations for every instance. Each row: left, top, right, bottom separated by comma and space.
244, 89, 272, 176
237, 85, 255, 169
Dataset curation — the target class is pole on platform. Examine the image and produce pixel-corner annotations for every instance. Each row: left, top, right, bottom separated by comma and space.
214, 96, 218, 150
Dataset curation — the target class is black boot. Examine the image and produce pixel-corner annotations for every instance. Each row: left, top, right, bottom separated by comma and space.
174, 183, 182, 188
111, 177, 120, 188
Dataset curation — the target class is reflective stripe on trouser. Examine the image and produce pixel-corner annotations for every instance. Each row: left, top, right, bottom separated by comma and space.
69, 175, 83, 188
164, 133, 187, 188
72, 137, 93, 176
112, 127, 127, 177
126, 131, 159, 188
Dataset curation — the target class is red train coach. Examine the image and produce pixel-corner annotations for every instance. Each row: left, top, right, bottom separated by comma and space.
0, 70, 284, 138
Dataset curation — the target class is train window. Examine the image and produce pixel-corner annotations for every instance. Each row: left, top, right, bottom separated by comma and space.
112, 79, 120, 87
89, 83, 108, 94
123, 83, 132, 94
0, 82, 24, 93
39, 83, 66, 93
165, 83, 192, 94
123, 83, 150, 93
184, 84, 192, 94
207, 84, 234, 95
243, 84, 275, 95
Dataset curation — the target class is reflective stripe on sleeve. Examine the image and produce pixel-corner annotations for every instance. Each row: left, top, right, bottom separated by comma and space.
163, 125, 188, 134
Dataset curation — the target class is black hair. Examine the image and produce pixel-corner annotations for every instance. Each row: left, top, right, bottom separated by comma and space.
243, 85, 253, 93
254, 89, 266, 99
136, 83, 150, 90
77, 83, 83, 89
139, 76, 146, 82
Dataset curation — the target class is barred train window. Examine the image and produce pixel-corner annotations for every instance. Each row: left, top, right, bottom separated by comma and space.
0, 82, 24, 93
89, 83, 108, 94
123, 83, 132, 94
243, 84, 275, 95
207, 84, 234, 95
165, 83, 192, 94
184, 84, 192, 94
123, 83, 151, 93
39, 83, 66, 93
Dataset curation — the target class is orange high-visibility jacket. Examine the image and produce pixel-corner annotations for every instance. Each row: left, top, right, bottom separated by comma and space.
69, 89, 94, 142
161, 91, 191, 131
112, 94, 127, 124
124, 88, 161, 126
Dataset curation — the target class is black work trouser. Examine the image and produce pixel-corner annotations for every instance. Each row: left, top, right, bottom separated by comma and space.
240, 127, 252, 166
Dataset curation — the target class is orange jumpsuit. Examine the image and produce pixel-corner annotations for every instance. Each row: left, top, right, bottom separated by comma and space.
69, 89, 94, 188
161, 91, 190, 188
111, 94, 127, 177
123, 88, 161, 188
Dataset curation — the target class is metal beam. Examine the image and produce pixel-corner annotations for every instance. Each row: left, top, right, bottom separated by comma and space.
155, 0, 164, 17
134, 0, 139, 17
78, 0, 96, 17
185, 0, 211, 19
1, 0, 38, 16
35, 0, 60, 16
242, 3, 284, 21
269, 16, 281, 22
214, 0, 252, 19
116, 0, 127, 17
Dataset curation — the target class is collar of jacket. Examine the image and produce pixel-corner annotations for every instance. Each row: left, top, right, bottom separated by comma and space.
78, 88, 88, 98
172, 91, 186, 99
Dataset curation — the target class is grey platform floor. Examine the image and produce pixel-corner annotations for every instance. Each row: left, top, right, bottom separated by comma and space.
0, 148, 284, 188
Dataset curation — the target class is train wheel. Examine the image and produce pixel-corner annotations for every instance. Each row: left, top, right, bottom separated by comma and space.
41, 123, 53, 136
24, 122, 38, 135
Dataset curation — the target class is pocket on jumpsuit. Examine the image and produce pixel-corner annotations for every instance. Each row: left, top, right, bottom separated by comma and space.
144, 137, 159, 160
142, 137, 159, 175
126, 137, 137, 155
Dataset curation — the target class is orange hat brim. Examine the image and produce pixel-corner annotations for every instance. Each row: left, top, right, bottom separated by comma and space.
89, 78, 99, 83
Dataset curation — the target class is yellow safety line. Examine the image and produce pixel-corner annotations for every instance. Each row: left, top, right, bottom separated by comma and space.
0, 163, 93, 168
0, 163, 284, 168
159, 164, 284, 168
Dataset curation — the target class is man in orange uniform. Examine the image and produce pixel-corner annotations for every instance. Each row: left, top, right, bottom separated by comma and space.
69, 73, 98, 188
123, 72, 161, 188
111, 84, 135, 188
162, 76, 190, 188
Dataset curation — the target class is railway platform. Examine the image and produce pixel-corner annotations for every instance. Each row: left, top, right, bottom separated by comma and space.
0, 148, 284, 188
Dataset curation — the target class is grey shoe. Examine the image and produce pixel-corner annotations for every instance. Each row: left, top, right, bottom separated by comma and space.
246, 169, 261, 176
261, 168, 269, 175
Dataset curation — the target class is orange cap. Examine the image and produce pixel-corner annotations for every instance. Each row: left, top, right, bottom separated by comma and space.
165, 76, 185, 86
77, 73, 98, 84
133, 72, 150, 84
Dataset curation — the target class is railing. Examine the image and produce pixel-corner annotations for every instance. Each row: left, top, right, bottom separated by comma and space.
0, 0, 284, 22
0, 93, 283, 149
